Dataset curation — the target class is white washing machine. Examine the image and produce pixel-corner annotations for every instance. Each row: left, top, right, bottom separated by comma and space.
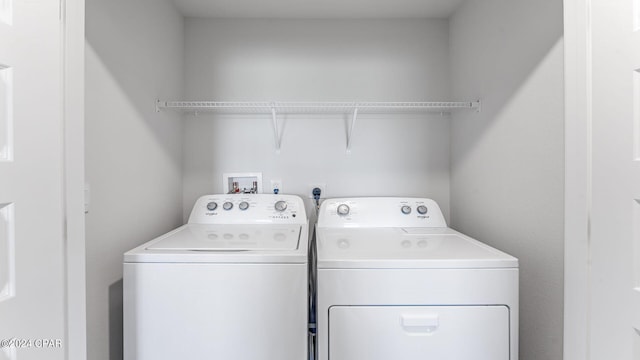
315, 197, 519, 360
124, 194, 309, 360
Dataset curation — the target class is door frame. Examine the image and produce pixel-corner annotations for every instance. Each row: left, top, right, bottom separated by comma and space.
564, 0, 591, 359
63, 0, 86, 359
58, 0, 595, 359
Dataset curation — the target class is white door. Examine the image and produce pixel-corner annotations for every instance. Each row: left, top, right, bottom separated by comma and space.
0, 1, 66, 360
589, 0, 640, 358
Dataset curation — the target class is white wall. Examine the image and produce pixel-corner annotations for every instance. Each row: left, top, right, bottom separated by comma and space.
83, 5, 565, 360
449, 1, 564, 360
84, 0, 184, 359
183, 19, 453, 219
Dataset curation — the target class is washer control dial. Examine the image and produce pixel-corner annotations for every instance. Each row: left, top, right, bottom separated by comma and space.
206, 201, 218, 211
239, 201, 249, 211
337, 204, 350, 216
222, 201, 233, 211
274, 200, 288, 212
417, 205, 428, 215
401, 205, 412, 214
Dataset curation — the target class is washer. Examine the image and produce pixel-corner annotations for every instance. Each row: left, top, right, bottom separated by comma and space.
315, 197, 518, 360
124, 194, 309, 360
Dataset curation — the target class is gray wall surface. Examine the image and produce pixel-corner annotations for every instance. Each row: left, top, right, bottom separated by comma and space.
83, 3, 565, 360
182, 19, 453, 220
84, 0, 184, 359
449, 1, 565, 359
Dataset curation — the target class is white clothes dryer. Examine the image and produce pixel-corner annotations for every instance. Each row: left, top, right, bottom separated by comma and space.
315, 197, 518, 360
124, 194, 309, 360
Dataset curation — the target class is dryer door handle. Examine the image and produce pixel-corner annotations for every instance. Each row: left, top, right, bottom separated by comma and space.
401, 314, 439, 334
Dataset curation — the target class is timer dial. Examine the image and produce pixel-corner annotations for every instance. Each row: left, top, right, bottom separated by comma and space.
337, 204, 350, 216
274, 201, 288, 212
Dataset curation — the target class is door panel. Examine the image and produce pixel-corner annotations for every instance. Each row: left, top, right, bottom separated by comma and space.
0, 0, 10, 26
0, 1, 65, 360
590, 0, 640, 358
632, 0, 640, 346
634, 200, 640, 334
0, 203, 14, 302
0, 64, 11, 161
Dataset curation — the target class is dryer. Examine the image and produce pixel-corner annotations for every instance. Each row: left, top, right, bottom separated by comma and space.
124, 194, 309, 360
315, 197, 518, 360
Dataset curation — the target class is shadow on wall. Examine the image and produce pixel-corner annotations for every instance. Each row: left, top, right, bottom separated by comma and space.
109, 279, 124, 360
452, 38, 564, 163
109, 279, 123, 360
85, 0, 184, 359
449, 2, 565, 360
450, 0, 564, 161
453, 38, 565, 360
83, 41, 183, 168
85, 0, 184, 156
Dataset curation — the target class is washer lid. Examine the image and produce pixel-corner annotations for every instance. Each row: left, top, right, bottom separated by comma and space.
124, 224, 307, 263
147, 224, 301, 251
316, 227, 518, 269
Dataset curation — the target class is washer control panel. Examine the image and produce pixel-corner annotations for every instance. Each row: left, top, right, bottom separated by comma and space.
318, 197, 446, 228
188, 194, 307, 224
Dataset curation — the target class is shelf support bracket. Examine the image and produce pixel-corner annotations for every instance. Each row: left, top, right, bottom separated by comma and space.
155, 99, 164, 113
346, 105, 358, 153
474, 100, 482, 113
271, 104, 281, 153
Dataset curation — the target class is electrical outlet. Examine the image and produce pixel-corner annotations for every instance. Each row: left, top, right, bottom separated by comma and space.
270, 179, 282, 194
308, 183, 327, 199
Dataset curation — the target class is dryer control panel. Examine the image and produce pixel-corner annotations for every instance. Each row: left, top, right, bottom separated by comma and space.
188, 194, 307, 225
317, 197, 447, 228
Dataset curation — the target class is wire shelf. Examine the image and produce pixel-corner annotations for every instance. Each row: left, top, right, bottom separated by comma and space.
157, 100, 480, 114
156, 100, 481, 152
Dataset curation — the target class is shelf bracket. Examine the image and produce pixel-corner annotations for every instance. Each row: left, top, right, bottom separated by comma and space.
346, 105, 358, 153
155, 99, 164, 113
474, 100, 482, 113
271, 104, 281, 153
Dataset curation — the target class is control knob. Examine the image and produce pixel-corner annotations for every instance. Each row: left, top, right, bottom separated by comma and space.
337, 204, 350, 216
223, 201, 233, 211
239, 201, 249, 211
417, 205, 428, 215
206, 201, 218, 211
274, 201, 288, 212
401, 205, 412, 215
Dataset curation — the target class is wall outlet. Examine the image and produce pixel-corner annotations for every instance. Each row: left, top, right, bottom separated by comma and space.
308, 183, 327, 199
270, 179, 282, 194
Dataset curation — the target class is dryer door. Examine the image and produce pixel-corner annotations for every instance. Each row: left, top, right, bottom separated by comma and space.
329, 305, 509, 360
